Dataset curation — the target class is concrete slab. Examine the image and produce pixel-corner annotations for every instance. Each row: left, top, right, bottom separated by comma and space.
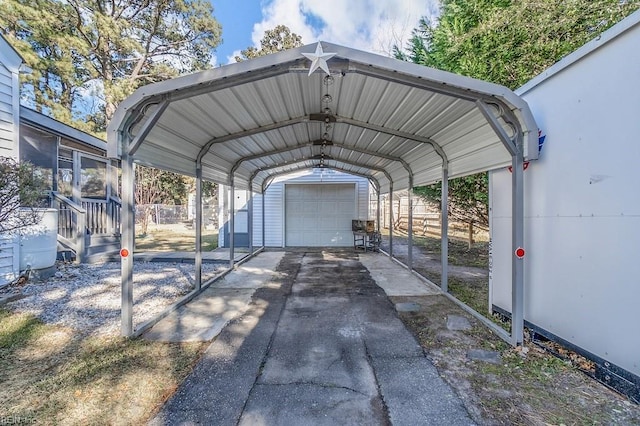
152, 251, 474, 425
358, 253, 440, 296
239, 383, 386, 426
133, 248, 248, 263
143, 288, 256, 342
371, 356, 475, 425
447, 314, 473, 331
467, 349, 501, 364
396, 302, 422, 312
143, 251, 285, 342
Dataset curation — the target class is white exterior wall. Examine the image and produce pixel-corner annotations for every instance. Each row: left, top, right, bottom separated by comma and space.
0, 37, 20, 158
218, 169, 370, 248
0, 36, 22, 286
490, 13, 640, 377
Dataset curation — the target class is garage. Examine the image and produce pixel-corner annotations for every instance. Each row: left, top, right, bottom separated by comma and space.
285, 183, 355, 247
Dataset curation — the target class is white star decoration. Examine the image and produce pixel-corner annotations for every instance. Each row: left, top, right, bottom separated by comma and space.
301, 42, 336, 76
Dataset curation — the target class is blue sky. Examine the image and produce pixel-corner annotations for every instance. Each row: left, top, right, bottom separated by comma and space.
211, 0, 440, 65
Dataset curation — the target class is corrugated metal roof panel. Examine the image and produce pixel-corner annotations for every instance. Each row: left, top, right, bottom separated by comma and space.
109, 41, 538, 194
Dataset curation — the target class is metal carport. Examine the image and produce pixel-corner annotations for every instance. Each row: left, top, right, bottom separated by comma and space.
107, 41, 538, 345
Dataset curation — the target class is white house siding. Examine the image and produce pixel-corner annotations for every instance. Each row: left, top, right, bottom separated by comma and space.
0, 37, 22, 285
489, 12, 640, 379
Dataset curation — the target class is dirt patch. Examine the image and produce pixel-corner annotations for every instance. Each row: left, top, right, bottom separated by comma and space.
394, 295, 640, 425
381, 234, 640, 423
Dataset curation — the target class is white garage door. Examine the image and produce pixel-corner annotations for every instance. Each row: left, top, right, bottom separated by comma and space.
285, 183, 355, 247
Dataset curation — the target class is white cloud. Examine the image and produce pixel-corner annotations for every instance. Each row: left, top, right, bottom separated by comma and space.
253, 0, 440, 56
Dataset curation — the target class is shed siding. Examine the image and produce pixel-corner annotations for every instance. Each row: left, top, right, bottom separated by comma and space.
219, 170, 370, 248
258, 170, 369, 247
490, 15, 640, 377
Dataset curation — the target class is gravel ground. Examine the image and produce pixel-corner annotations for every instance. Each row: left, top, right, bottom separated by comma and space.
0, 261, 227, 336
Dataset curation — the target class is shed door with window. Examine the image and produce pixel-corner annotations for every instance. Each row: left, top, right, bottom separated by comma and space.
285, 183, 355, 247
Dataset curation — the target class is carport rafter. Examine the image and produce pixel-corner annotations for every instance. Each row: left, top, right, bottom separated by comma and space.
249, 156, 393, 190
262, 166, 380, 194
229, 140, 413, 182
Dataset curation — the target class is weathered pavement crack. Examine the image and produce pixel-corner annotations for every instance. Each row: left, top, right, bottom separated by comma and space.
235, 252, 302, 426
252, 381, 371, 398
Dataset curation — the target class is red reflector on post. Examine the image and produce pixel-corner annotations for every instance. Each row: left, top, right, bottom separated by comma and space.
120, 248, 130, 258
515, 247, 525, 258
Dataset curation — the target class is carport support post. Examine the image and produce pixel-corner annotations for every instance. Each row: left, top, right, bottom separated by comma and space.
195, 161, 203, 290
121, 152, 134, 337
441, 166, 449, 293
511, 150, 525, 346
248, 187, 254, 253
229, 181, 235, 269
376, 190, 381, 234
388, 183, 393, 258
408, 180, 414, 270
261, 186, 266, 247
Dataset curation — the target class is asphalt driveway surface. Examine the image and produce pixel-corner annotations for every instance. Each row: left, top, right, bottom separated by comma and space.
151, 250, 473, 425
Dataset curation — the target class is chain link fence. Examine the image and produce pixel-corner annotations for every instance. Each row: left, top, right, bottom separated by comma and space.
136, 204, 217, 228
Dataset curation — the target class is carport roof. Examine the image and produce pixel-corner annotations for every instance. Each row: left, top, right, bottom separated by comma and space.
107, 41, 538, 193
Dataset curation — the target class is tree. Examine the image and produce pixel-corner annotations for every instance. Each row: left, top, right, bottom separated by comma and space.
397, 0, 640, 89
398, 0, 640, 242
235, 25, 303, 62
0, 157, 49, 233
134, 165, 188, 235
1, 0, 222, 134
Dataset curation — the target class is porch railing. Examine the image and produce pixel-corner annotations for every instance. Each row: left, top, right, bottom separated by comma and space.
107, 196, 122, 236
81, 196, 121, 235
51, 192, 86, 263
50, 193, 122, 263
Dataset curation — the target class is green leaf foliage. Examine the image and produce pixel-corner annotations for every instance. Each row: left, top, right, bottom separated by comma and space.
401, 0, 640, 228
235, 25, 303, 62
0, 0, 222, 133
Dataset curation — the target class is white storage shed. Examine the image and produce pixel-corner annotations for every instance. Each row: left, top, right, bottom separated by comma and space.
219, 169, 370, 248
489, 11, 640, 401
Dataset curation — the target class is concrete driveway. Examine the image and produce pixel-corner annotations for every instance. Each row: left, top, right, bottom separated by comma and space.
150, 250, 474, 425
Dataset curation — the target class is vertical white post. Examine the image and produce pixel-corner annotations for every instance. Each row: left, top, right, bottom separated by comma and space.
229, 182, 235, 269
441, 166, 449, 292
195, 160, 202, 290
511, 149, 525, 346
388, 183, 394, 258
376, 190, 381, 232
121, 152, 134, 337
248, 187, 254, 254
262, 187, 266, 247
408, 179, 414, 270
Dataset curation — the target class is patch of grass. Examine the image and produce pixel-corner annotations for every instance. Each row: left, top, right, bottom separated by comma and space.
136, 224, 218, 252
413, 234, 489, 268
0, 308, 206, 424
447, 276, 489, 316
383, 230, 489, 268
0, 309, 46, 353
